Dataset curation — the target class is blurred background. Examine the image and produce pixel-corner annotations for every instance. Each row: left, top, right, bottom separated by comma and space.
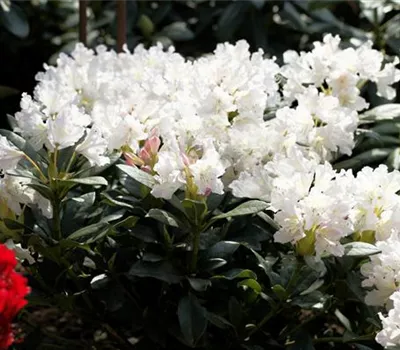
1, 0, 400, 129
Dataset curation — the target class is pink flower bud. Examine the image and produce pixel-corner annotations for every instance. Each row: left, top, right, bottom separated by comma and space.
141, 165, 152, 174
204, 187, 212, 197
144, 135, 161, 155
124, 152, 144, 167
181, 152, 191, 167
139, 147, 152, 163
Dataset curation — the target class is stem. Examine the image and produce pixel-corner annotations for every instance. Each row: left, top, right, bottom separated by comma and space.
24, 154, 47, 182
53, 148, 59, 177
313, 333, 375, 344
102, 323, 133, 350
52, 197, 62, 241
248, 308, 280, 337
190, 227, 201, 273
65, 151, 77, 175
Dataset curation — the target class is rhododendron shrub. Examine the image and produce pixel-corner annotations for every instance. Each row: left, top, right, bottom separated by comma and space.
1, 35, 400, 349
0, 245, 29, 350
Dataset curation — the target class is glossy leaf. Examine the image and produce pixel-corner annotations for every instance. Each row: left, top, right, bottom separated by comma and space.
178, 295, 208, 347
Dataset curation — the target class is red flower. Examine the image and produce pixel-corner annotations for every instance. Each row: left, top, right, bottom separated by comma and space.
0, 244, 30, 350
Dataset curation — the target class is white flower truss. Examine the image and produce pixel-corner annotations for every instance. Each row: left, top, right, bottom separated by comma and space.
2, 34, 399, 234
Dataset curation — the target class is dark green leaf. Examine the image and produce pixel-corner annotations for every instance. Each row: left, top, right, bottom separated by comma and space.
287, 331, 315, 350
0, 129, 38, 161
334, 148, 392, 170
182, 199, 207, 226
212, 200, 268, 220
177, 295, 208, 347
161, 22, 194, 41
117, 164, 155, 188
343, 242, 381, 257
334, 309, 352, 332
214, 268, 257, 280
201, 258, 227, 271
67, 222, 109, 240
216, 1, 250, 41
204, 241, 240, 260
291, 291, 328, 309
61, 176, 108, 186
361, 104, 400, 121
128, 260, 182, 283
249, 0, 265, 9
0, 3, 29, 38
0, 85, 19, 99
26, 183, 53, 200
207, 313, 233, 330
187, 277, 212, 292
228, 297, 243, 328
146, 208, 181, 227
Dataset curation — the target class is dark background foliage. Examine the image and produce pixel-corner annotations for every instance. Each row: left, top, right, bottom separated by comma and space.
1, 0, 400, 128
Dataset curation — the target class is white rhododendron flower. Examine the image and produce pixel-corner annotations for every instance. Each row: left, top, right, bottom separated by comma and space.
361, 234, 400, 307
0, 175, 52, 219
8, 35, 400, 229
376, 291, 400, 348
0, 136, 24, 170
351, 165, 400, 241
4, 239, 35, 265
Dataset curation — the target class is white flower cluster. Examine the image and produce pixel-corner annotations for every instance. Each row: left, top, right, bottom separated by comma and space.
376, 290, 400, 348
0, 34, 399, 224
267, 163, 400, 257
361, 233, 400, 307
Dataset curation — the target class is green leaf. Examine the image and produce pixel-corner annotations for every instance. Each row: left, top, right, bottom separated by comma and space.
343, 242, 381, 257
334, 148, 392, 170
271, 284, 288, 300
113, 216, 139, 229
0, 85, 19, 99
62, 176, 108, 186
128, 260, 182, 284
387, 148, 400, 170
300, 279, 324, 296
361, 104, 400, 122
291, 291, 328, 309
146, 208, 181, 228
249, 248, 279, 284
281, 2, 307, 31
216, 2, 250, 41
228, 297, 243, 328
214, 268, 257, 280
201, 258, 227, 271
67, 222, 109, 240
0, 129, 38, 161
288, 332, 315, 350
182, 199, 207, 226
0, 3, 29, 38
212, 200, 268, 220
257, 211, 280, 230
117, 164, 155, 188
26, 183, 53, 200
137, 14, 154, 38
187, 278, 211, 292
203, 241, 240, 260
334, 309, 352, 332
238, 279, 261, 294
177, 295, 208, 347
161, 22, 195, 41
101, 192, 135, 209
206, 313, 233, 330
249, 0, 265, 9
